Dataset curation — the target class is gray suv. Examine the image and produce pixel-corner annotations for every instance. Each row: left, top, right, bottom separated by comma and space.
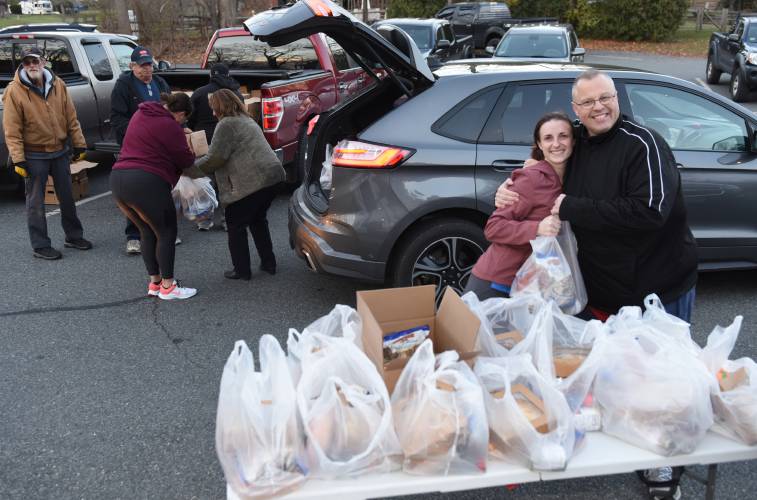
248, 0, 757, 302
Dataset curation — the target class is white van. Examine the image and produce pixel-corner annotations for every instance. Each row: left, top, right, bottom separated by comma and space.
20, 1, 55, 15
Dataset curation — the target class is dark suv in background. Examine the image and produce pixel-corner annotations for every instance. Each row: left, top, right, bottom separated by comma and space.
248, 0, 757, 302
436, 2, 512, 53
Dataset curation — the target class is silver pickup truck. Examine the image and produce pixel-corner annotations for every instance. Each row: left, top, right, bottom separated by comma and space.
0, 29, 140, 190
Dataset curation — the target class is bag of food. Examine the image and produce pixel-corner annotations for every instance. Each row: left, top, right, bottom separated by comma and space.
286, 304, 362, 384
511, 223, 587, 315
216, 337, 305, 499
172, 176, 218, 221
461, 292, 543, 358
391, 340, 489, 475
594, 326, 714, 456
475, 354, 576, 471
297, 333, 400, 478
699, 316, 757, 444
319, 144, 333, 192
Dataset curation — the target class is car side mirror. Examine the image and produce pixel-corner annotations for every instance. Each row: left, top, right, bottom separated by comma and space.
728, 33, 740, 42
157, 60, 172, 70
435, 39, 451, 51
572, 47, 586, 56
485, 46, 495, 55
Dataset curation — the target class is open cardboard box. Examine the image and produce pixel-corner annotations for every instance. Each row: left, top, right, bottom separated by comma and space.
186, 130, 209, 156
356, 285, 481, 394
44, 160, 98, 205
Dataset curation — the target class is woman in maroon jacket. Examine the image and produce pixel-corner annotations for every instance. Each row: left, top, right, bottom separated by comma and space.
464, 112, 574, 300
110, 93, 198, 300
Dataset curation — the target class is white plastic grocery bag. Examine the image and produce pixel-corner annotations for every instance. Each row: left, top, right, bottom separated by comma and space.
461, 292, 544, 358
699, 316, 757, 444
172, 176, 218, 221
391, 340, 489, 475
475, 354, 576, 471
511, 222, 587, 315
296, 333, 401, 478
216, 337, 305, 499
286, 304, 362, 384
594, 326, 714, 456
319, 144, 333, 192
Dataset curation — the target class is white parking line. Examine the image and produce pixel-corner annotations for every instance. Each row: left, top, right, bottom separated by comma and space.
696, 78, 712, 92
45, 190, 112, 218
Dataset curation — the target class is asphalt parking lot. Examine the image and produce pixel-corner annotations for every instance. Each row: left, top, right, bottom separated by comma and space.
1, 52, 756, 500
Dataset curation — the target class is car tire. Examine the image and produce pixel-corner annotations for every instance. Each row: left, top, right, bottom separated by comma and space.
730, 68, 749, 102
389, 218, 487, 303
485, 37, 500, 54
705, 55, 722, 84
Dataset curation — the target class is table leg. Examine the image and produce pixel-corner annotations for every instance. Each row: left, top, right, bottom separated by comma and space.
705, 463, 718, 500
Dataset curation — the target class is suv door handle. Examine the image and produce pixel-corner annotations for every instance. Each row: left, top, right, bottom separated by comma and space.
491, 159, 524, 171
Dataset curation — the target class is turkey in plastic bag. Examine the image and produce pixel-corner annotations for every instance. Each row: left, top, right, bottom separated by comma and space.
391, 340, 488, 475
461, 292, 544, 357
593, 325, 714, 456
172, 176, 218, 221
286, 304, 362, 384
216, 336, 305, 500
511, 222, 587, 315
297, 333, 400, 478
475, 353, 576, 471
699, 316, 757, 444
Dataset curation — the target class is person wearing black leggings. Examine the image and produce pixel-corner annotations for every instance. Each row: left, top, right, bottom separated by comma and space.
110, 93, 197, 300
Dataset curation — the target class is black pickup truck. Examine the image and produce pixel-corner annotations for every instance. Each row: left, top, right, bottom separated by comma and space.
706, 14, 757, 102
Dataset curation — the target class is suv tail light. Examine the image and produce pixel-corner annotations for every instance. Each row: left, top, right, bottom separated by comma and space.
261, 97, 284, 132
332, 140, 412, 169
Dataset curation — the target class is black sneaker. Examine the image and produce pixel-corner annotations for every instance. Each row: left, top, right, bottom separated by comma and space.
637, 467, 683, 500
33, 247, 62, 260
64, 238, 93, 250
224, 269, 251, 281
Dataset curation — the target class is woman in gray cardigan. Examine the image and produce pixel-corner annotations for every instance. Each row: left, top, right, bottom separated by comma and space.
185, 89, 285, 280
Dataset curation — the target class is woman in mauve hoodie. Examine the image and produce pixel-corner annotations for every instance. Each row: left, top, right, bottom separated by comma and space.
110, 93, 197, 301
464, 112, 575, 300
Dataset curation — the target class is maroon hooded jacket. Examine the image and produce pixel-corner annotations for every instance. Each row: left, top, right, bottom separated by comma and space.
472, 161, 563, 286
112, 101, 195, 187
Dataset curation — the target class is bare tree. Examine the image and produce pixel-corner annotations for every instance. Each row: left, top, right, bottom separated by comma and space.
114, 0, 132, 35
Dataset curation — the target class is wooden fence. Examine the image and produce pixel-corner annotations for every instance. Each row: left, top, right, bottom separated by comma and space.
690, 7, 741, 31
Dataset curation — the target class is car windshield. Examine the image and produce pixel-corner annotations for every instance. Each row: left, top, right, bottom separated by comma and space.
495, 33, 568, 58
746, 24, 757, 43
388, 24, 433, 51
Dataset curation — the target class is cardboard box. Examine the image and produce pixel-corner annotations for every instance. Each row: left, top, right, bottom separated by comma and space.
244, 97, 261, 123
356, 285, 480, 394
553, 348, 589, 378
492, 384, 549, 434
186, 130, 209, 156
43, 160, 97, 205
495, 330, 524, 350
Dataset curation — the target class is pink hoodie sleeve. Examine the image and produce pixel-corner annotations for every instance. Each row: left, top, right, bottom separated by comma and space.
484, 168, 541, 245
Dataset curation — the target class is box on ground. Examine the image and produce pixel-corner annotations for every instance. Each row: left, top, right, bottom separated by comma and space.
44, 160, 97, 205
357, 285, 481, 393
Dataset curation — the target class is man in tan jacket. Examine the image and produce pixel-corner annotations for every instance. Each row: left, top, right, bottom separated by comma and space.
2, 46, 92, 260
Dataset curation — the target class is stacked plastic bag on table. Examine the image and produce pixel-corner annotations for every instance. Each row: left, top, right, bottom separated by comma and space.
511, 223, 588, 315
172, 176, 218, 222
699, 316, 757, 444
286, 304, 362, 384
594, 296, 715, 456
296, 332, 401, 478
476, 354, 576, 470
216, 336, 305, 499
391, 340, 489, 475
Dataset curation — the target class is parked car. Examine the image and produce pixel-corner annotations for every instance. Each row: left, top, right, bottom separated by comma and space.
435, 2, 512, 53
487, 24, 585, 63
372, 18, 473, 69
245, 0, 757, 301
706, 14, 757, 102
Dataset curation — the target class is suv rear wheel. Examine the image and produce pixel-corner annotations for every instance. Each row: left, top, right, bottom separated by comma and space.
705, 55, 722, 84
390, 218, 487, 303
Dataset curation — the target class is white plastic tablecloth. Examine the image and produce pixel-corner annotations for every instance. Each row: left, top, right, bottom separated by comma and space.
226, 431, 757, 500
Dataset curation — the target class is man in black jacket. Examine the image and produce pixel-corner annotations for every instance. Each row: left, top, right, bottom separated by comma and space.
110, 46, 170, 254
187, 63, 244, 231
497, 69, 697, 500
188, 63, 244, 143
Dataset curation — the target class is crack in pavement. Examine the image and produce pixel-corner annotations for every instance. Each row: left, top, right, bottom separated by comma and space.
149, 299, 203, 369
0, 296, 149, 317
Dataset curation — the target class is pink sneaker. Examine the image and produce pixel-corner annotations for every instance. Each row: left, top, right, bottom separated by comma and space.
158, 281, 197, 300
148, 281, 161, 297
